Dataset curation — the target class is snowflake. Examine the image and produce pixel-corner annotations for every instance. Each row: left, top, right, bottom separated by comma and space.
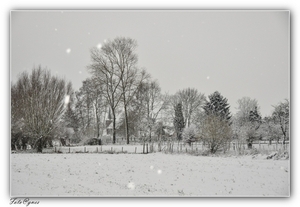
127, 182, 135, 190
64, 95, 70, 105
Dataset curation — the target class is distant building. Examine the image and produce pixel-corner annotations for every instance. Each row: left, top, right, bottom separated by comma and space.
103, 108, 113, 136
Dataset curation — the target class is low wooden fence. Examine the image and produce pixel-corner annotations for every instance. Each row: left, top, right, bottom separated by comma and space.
44, 144, 149, 154
143, 141, 289, 154
44, 141, 289, 154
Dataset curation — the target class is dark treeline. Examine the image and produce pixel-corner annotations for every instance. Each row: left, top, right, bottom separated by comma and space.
11, 37, 289, 153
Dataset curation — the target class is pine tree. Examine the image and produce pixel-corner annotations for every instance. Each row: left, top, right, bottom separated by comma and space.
203, 91, 231, 123
249, 106, 262, 127
173, 103, 185, 141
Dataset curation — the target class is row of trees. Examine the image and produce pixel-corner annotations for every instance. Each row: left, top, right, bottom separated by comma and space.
11, 37, 290, 153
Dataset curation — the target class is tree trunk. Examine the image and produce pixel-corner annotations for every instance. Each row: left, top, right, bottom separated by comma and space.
149, 126, 152, 142
11, 143, 16, 151
21, 137, 27, 151
112, 111, 116, 144
36, 137, 44, 153
124, 104, 130, 144
95, 106, 100, 139
247, 142, 252, 149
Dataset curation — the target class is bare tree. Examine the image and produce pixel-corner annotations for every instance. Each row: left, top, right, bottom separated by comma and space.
88, 44, 123, 144
272, 99, 289, 144
88, 37, 148, 144
75, 78, 107, 140
171, 88, 206, 127
259, 116, 282, 145
11, 66, 72, 152
140, 80, 168, 142
235, 97, 262, 148
235, 97, 260, 126
74, 79, 94, 134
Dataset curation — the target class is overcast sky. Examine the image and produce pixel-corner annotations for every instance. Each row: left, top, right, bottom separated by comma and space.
11, 10, 289, 116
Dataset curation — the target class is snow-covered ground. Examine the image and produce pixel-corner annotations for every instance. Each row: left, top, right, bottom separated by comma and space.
10, 153, 289, 197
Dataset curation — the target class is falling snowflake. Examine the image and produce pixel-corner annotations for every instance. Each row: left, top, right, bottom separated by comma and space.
79, 71, 82, 74
54, 28, 58, 31
64, 95, 70, 105
157, 169, 162, 174
66, 48, 71, 54
127, 182, 135, 190
97, 43, 102, 49
150, 165, 154, 170
207, 76, 210, 80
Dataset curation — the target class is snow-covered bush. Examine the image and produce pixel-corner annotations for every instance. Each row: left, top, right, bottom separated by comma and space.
182, 124, 198, 145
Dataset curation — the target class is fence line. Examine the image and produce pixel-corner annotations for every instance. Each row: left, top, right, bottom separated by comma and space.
47, 141, 289, 154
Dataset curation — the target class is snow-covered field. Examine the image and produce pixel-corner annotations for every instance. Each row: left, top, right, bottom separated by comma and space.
10, 153, 289, 197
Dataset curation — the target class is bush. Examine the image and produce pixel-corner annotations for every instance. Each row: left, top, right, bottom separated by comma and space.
200, 115, 233, 154
182, 124, 198, 145
84, 138, 100, 145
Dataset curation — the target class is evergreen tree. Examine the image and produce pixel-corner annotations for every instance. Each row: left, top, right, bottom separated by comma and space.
173, 103, 185, 141
249, 106, 262, 127
203, 91, 231, 123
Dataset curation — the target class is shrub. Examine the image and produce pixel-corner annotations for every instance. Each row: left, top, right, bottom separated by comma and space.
199, 114, 232, 154
182, 124, 198, 145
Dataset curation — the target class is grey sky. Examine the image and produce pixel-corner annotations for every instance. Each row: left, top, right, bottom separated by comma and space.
11, 10, 289, 116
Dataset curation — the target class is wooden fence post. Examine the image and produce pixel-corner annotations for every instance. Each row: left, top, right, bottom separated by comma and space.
84, 147, 86, 153
135, 147, 137, 154
69, 147, 70, 153
54, 146, 56, 153
146, 144, 148, 154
